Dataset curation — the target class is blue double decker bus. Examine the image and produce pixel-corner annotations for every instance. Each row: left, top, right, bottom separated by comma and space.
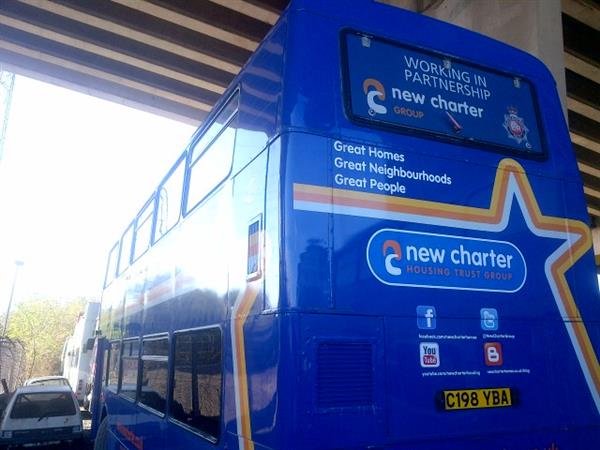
92, 1, 600, 449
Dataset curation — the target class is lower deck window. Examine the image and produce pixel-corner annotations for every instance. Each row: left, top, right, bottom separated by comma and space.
139, 336, 169, 415
120, 339, 140, 401
107, 341, 121, 389
171, 327, 222, 439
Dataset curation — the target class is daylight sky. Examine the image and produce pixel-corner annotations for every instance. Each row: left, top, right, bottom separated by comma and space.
0, 75, 196, 308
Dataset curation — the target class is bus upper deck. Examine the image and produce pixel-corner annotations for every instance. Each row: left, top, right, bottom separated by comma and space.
95, 1, 600, 449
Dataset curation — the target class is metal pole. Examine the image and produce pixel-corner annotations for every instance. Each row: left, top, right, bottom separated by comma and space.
3, 260, 23, 336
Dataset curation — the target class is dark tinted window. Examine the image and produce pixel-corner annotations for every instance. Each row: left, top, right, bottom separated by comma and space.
120, 339, 139, 400
11, 392, 76, 419
102, 348, 109, 386
30, 379, 69, 387
139, 336, 169, 415
107, 341, 121, 389
170, 328, 222, 440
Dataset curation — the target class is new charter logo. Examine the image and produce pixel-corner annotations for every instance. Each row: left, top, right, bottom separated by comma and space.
367, 229, 527, 292
363, 78, 387, 116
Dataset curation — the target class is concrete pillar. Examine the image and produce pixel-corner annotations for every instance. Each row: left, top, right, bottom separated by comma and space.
593, 228, 600, 264
378, 0, 568, 117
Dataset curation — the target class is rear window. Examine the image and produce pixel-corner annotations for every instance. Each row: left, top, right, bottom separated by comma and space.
11, 392, 76, 419
30, 379, 69, 387
343, 30, 544, 156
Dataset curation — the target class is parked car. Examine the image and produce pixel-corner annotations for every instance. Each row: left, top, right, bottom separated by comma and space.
23, 375, 71, 388
0, 385, 82, 448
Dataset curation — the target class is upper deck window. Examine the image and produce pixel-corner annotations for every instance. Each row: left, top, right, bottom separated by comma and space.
133, 196, 155, 261
186, 91, 239, 213
118, 223, 134, 274
190, 92, 239, 164
155, 153, 186, 242
104, 242, 119, 287
342, 31, 544, 156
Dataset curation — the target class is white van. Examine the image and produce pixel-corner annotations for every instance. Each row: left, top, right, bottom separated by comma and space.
62, 301, 101, 404
0, 385, 82, 448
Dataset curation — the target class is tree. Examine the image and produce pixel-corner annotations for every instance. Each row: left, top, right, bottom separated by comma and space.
5, 297, 89, 379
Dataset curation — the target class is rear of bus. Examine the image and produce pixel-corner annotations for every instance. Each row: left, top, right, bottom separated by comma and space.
275, 1, 600, 448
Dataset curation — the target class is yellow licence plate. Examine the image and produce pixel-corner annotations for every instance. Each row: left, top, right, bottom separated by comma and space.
440, 388, 513, 411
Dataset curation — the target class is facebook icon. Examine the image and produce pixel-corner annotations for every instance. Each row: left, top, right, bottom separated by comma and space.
417, 306, 437, 330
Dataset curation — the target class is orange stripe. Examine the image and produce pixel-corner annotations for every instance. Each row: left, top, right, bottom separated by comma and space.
234, 282, 260, 449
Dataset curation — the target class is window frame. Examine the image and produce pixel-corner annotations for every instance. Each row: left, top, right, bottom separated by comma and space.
106, 340, 121, 391
103, 242, 120, 288
138, 333, 170, 417
189, 90, 239, 167
118, 337, 140, 402
133, 194, 156, 262
153, 151, 187, 244
183, 89, 240, 217
117, 221, 135, 275
340, 29, 548, 160
168, 325, 224, 443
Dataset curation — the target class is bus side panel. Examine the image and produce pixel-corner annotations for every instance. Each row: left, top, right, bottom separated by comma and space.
224, 149, 269, 447
142, 185, 231, 336
281, 132, 332, 313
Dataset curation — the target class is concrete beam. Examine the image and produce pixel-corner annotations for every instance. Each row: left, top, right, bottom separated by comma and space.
0, 40, 212, 112
564, 52, 600, 84
561, 0, 600, 31
207, 0, 279, 25
568, 98, 600, 123
571, 132, 600, 155
579, 162, 600, 179
1, 62, 200, 126
18, 0, 241, 75
0, 14, 226, 95
111, 0, 260, 51
584, 186, 600, 200
592, 228, 600, 258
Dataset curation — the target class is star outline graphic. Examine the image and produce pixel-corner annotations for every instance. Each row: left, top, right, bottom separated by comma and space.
293, 158, 600, 414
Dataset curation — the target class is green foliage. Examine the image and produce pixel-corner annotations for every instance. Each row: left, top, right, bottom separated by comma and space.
5, 297, 89, 379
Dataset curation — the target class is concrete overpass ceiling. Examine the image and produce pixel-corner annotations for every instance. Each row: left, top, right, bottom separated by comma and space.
0, 0, 598, 221
0, 0, 286, 124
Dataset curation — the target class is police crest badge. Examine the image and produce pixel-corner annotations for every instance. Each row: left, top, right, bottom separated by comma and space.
503, 106, 531, 148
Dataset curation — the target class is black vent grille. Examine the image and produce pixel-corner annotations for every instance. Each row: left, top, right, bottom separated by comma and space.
316, 341, 374, 409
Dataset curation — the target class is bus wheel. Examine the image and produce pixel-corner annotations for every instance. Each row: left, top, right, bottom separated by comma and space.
93, 417, 109, 450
